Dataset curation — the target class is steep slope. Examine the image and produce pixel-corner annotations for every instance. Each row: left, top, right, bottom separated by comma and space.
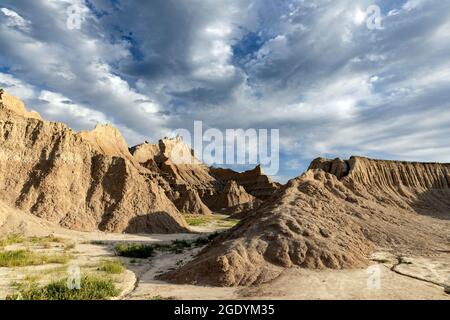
161, 156, 450, 286
0, 90, 189, 233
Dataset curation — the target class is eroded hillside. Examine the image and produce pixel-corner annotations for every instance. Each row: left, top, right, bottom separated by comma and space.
161, 157, 450, 286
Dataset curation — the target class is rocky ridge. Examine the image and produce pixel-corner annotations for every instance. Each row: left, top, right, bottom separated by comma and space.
161, 156, 450, 286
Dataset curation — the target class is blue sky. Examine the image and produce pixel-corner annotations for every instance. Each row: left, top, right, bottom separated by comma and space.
1, 0, 450, 182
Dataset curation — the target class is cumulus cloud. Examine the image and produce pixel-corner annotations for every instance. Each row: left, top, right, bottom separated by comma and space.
0, 0, 450, 180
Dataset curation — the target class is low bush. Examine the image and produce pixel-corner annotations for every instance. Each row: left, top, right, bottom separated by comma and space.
114, 243, 155, 258
7, 276, 119, 300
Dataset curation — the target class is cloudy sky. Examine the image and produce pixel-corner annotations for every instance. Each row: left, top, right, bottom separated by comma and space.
1, 0, 449, 182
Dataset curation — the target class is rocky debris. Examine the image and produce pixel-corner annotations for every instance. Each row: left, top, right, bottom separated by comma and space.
210, 165, 280, 199
161, 157, 450, 286
174, 186, 212, 216
0, 90, 189, 234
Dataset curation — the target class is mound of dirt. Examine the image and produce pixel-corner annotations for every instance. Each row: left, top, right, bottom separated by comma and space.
0, 199, 59, 236
0, 90, 189, 234
161, 156, 450, 286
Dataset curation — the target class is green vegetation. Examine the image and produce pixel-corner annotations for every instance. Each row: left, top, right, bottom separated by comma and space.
0, 250, 70, 267
98, 260, 125, 274
184, 214, 239, 228
114, 233, 220, 259
0, 234, 68, 250
7, 276, 119, 300
0, 234, 25, 247
175, 259, 184, 267
115, 243, 155, 258
185, 215, 211, 226
29, 235, 65, 245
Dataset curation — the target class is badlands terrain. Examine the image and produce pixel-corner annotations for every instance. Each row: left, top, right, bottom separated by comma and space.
0, 90, 448, 300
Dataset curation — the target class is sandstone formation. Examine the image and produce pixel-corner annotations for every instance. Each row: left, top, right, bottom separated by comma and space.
0, 90, 189, 233
215, 181, 255, 209
0, 91, 42, 120
0, 90, 278, 233
129, 139, 275, 214
174, 186, 212, 216
210, 165, 280, 199
161, 156, 450, 286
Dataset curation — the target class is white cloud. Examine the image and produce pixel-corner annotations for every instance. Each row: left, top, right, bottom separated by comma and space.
1, 0, 450, 179
1, 7, 31, 31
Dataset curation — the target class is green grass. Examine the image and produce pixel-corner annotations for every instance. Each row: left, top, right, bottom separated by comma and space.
115, 243, 155, 259
0, 234, 67, 250
29, 235, 65, 245
185, 215, 211, 226
7, 276, 119, 300
98, 260, 125, 274
114, 234, 220, 259
184, 214, 239, 228
0, 250, 70, 267
0, 234, 25, 247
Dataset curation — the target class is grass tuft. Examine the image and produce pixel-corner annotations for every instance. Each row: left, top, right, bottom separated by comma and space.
98, 260, 125, 274
115, 243, 155, 259
7, 276, 119, 300
0, 250, 70, 267
0, 234, 25, 247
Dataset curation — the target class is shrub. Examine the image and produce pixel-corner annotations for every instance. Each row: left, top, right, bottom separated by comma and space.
115, 243, 155, 258
99, 260, 125, 274
7, 276, 119, 300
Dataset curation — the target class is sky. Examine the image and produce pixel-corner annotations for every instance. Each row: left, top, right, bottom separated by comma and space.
1, 0, 450, 182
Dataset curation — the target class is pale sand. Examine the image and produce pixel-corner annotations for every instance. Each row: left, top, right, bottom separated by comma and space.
1, 224, 448, 300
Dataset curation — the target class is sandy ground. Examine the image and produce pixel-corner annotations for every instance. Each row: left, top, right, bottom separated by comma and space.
124, 249, 450, 300
0, 219, 449, 300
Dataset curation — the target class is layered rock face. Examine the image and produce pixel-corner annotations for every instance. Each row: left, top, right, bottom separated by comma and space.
0, 91, 189, 233
210, 165, 280, 199
129, 139, 271, 214
0, 90, 274, 233
214, 181, 255, 209
161, 156, 450, 286
174, 186, 213, 216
